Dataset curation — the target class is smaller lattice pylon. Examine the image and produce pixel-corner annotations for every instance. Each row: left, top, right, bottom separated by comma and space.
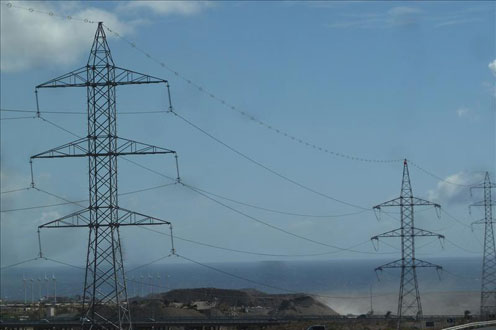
372, 159, 444, 330
471, 172, 496, 319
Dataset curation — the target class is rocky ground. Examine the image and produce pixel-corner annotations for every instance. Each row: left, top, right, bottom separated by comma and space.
129, 288, 338, 319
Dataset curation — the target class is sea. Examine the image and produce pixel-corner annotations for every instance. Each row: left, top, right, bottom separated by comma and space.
0, 257, 481, 316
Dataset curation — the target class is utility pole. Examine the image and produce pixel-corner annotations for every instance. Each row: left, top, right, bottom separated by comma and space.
33, 23, 177, 330
471, 172, 496, 319
372, 159, 444, 329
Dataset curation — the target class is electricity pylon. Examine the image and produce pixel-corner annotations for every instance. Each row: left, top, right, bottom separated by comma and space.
471, 172, 496, 319
32, 23, 177, 330
372, 159, 444, 329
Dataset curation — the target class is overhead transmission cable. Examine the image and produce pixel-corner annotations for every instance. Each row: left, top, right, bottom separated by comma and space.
0, 108, 165, 115
140, 226, 377, 258
100, 24, 401, 164
0, 1, 482, 189
188, 185, 368, 218
30, 97, 373, 214
170, 110, 369, 211
1, 182, 177, 213
22, 114, 394, 255
181, 182, 392, 255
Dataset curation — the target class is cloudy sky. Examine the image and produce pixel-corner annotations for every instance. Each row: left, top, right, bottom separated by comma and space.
0, 1, 495, 271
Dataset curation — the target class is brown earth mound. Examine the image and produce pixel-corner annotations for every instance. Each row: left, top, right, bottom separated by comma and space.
130, 288, 338, 318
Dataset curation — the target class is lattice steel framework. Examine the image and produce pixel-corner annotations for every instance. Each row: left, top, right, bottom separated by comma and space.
372, 159, 443, 329
471, 172, 496, 318
32, 23, 177, 330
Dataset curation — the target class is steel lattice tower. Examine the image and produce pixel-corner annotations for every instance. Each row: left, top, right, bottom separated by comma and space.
471, 172, 496, 318
372, 159, 444, 329
32, 23, 177, 330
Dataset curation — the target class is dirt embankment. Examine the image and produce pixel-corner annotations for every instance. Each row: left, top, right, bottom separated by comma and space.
129, 288, 338, 319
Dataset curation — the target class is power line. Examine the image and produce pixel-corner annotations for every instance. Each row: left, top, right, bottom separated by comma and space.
27, 184, 393, 257
19, 114, 380, 256
141, 226, 376, 258
409, 160, 481, 187
190, 185, 368, 219
98, 24, 402, 165
441, 209, 471, 229
175, 253, 395, 300
0, 257, 40, 271
1, 1, 480, 190
1, 182, 177, 213
182, 183, 393, 255
0, 116, 36, 121
0, 108, 166, 115
39, 115, 82, 138
444, 238, 480, 254
126, 254, 173, 274
171, 110, 369, 211
40, 254, 396, 300
1, 0, 401, 165
27, 99, 372, 214
1, 187, 31, 194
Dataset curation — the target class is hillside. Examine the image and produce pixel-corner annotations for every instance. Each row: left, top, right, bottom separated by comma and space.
129, 288, 338, 318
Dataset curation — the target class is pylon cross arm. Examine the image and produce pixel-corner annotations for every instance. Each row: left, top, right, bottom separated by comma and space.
31, 138, 89, 159
36, 66, 88, 89
372, 228, 403, 240
374, 197, 440, 209
116, 207, 172, 226
113, 67, 168, 86
375, 258, 403, 270
39, 208, 91, 228
115, 137, 176, 155
38, 208, 172, 228
412, 227, 444, 238
413, 258, 442, 269
31, 137, 175, 159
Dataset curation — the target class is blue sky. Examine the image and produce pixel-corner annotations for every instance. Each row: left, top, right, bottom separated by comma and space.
0, 1, 495, 271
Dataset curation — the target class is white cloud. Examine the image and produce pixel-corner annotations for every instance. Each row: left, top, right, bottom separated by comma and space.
489, 59, 496, 76
120, 1, 211, 16
328, 6, 422, 29
427, 172, 484, 205
0, 2, 132, 72
327, 5, 485, 29
456, 107, 470, 118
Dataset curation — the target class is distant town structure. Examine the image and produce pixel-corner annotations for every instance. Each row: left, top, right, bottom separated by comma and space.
32, 22, 177, 330
371, 159, 444, 330
471, 172, 496, 318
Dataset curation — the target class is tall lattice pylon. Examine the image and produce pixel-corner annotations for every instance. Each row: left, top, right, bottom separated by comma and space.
32, 23, 177, 330
372, 159, 444, 329
471, 172, 496, 319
